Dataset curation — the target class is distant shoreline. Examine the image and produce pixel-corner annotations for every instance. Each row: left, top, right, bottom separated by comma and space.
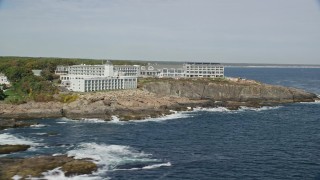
224, 65, 320, 68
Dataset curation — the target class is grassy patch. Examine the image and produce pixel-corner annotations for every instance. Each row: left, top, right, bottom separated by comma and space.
138, 77, 232, 87
4, 89, 27, 104
59, 94, 79, 103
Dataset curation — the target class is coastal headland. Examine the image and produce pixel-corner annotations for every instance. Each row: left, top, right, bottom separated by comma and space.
0, 77, 318, 178
0, 78, 318, 121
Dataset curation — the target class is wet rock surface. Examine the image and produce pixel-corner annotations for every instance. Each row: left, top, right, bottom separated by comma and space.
0, 155, 97, 179
0, 145, 30, 154
0, 118, 36, 130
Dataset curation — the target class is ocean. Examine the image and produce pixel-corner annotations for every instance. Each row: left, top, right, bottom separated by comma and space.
1, 67, 320, 180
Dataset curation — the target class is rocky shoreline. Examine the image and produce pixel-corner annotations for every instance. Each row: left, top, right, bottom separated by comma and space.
0, 78, 318, 121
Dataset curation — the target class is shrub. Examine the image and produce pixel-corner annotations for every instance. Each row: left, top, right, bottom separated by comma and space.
59, 94, 79, 103
33, 94, 54, 102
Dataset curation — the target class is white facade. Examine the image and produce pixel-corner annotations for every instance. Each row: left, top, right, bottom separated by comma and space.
0, 73, 10, 85
68, 64, 114, 77
55, 65, 68, 75
58, 63, 138, 92
60, 64, 115, 86
140, 62, 224, 78
69, 76, 137, 92
159, 68, 184, 78
140, 65, 160, 77
183, 62, 224, 78
114, 65, 141, 76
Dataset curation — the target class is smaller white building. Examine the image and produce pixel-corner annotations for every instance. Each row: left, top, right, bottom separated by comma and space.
55, 65, 68, 75
159, 68, 184, 78
32, 70, 42, 76
69, 76, 137, 92
0, 73, 10, 85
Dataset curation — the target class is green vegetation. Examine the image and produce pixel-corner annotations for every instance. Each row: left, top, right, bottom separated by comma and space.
0, 56, 146, 103
138, 77, 231, 87
59, 94, 79, 103
3, 89, 25, 104
0, 89, 6, 100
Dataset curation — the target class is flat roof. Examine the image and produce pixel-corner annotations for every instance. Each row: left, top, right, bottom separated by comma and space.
184, 62, 221, 65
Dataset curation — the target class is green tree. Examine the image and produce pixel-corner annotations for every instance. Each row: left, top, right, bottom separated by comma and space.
0, 89, 6, 100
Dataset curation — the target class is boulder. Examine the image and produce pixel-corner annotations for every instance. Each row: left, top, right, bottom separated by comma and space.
0, 155, 97, 179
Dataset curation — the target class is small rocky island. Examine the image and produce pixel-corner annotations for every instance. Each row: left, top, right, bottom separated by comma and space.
0, 78, 318, 121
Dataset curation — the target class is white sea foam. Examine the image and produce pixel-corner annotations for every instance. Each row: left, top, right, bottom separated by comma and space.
192, 106, 281, 113
66, 142, 169, 176
59, 118, 106, 123
0, 133, 39, 146
12, 175, 22, 180
129, 110, 190, 123
30, 124, 47, 128
56, 121, 67, 124
35, 167, 103, 180
114, 162, 172, 171
80, 118, 106, 123
35, 142, 169, 179
52, 153, 64, 156
107, 116, 124, 125
193, 107, 231, 112
300, 99, 320, 104
33, 133, 47, 136
142, 162, 172, 169
238, 106, 282, 111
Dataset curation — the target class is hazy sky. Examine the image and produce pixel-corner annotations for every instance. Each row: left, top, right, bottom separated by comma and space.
0, 0, 319, 64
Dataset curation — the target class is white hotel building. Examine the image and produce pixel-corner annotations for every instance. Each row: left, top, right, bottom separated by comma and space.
59, 63, 137, 92
69, 76, 137, 92
183, 62, 224, 78
140, 62, 224, 78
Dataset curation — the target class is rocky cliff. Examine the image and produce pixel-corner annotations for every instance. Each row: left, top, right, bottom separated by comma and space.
142, 78, 317, 103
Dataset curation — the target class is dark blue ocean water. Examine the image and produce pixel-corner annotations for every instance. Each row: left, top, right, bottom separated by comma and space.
1, 67, 320, 180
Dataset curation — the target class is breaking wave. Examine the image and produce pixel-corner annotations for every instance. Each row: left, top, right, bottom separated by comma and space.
0, 133, 40, 146
300, 99, 320, 104
33, 167, 103, 180
30, 124, 47, 128
58, 118, 106, 123
238, 106, 282, 111
193, 106, 282, 113
68, 143, 169, 176
129, 110, 191, 123
193, 107, 231, 112
107, 116, 125, 125
27, 143, 170, 179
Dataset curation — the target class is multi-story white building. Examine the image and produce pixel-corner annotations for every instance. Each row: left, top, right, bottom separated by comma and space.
58, 63, 138, 92
183, 62, 224, 78
140, 62, 224, 78
69, 76, 137, 92
67, 64, 114, 77
0, 73, 10, 85
113, 65, 141, 76
56, 61, 224, 92
59, 64, 114, 86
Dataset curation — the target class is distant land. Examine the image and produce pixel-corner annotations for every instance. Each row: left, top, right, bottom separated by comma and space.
1, 56, 320, 68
